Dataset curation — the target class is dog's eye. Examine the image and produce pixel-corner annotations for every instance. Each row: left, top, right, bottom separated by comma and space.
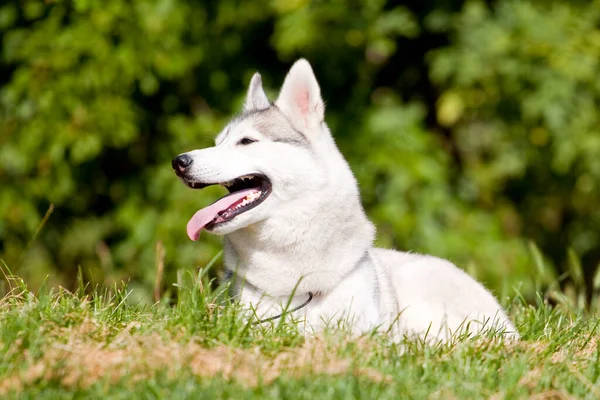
238, 138, 257, 145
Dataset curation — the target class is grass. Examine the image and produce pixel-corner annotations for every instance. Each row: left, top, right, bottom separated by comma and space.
1, 267, 600, 399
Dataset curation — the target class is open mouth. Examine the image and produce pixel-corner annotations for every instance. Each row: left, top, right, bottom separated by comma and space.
184, 174, 272, 241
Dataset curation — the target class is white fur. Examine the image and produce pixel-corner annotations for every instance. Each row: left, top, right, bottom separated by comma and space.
176, 59, 519, 342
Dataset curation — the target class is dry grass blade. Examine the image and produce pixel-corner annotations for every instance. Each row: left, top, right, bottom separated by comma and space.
18, 203, 55, 263
154, 241, 165, 302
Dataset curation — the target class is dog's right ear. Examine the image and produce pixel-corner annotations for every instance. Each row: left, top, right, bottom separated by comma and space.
243, 73, 271, 112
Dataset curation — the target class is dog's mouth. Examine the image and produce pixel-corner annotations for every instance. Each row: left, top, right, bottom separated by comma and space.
183, 174, 272, 241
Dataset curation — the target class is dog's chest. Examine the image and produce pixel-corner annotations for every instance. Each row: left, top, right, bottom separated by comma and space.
286, 261, 383, 333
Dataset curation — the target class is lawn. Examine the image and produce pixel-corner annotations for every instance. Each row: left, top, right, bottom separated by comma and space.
1, 268, 599, 399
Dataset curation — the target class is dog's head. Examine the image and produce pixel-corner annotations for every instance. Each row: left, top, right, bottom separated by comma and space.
173, 59, 352, 240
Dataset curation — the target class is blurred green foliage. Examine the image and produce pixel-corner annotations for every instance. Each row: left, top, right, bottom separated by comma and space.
1, 0, 599, 303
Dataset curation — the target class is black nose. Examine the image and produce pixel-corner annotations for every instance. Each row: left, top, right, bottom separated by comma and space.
172, 154, 193, 171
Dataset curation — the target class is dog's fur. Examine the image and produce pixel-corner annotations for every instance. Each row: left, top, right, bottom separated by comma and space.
175, 59, 518, 342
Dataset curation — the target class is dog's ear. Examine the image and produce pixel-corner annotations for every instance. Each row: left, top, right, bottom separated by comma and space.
275, 59, 324, 131
244, 73, 271, 112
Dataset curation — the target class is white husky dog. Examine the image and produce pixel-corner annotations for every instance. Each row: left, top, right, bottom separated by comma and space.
173, 59, 518, 342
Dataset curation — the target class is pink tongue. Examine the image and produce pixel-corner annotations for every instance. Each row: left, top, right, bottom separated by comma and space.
186, 188, 258, 241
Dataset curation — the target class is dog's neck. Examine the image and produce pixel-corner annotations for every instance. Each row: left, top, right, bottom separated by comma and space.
224, 195, 375, 298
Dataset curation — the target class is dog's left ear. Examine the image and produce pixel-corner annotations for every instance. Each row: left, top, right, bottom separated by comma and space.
244, 73, 271, 112
275, 59, 325, 131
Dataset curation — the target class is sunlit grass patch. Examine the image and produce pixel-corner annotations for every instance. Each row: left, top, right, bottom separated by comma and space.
1, 269, 600, 399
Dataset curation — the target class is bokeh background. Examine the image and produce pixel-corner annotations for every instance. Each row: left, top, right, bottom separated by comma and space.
1, 0, 599, 305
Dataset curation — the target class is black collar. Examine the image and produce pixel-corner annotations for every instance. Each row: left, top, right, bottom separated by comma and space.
254, 291, 315, 324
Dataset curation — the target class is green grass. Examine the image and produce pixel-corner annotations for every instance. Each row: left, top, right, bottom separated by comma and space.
1, 268, 600, 399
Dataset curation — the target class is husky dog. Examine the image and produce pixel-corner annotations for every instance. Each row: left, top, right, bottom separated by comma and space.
172, 59, 518, 342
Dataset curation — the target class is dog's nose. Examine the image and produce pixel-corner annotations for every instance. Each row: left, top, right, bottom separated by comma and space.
172, 154, 193, 172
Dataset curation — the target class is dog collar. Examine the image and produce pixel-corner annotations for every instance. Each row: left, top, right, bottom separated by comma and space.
254, 291, 315, 324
